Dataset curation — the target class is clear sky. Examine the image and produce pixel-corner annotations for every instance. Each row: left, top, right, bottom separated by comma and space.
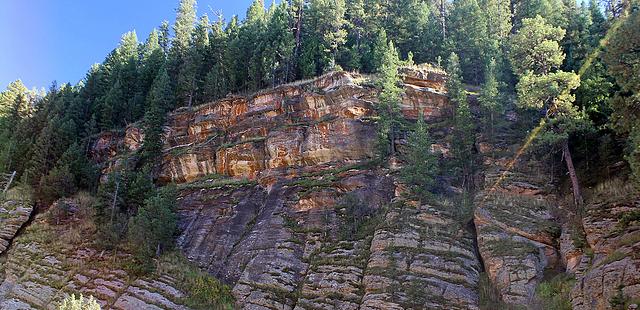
0, 0, 255, 90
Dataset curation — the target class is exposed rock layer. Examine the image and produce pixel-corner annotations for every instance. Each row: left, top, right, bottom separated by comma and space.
474, 115, 561, 306
0, 196, 33, 255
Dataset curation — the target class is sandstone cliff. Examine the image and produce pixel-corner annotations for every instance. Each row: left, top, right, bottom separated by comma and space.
2, 67, 639, 310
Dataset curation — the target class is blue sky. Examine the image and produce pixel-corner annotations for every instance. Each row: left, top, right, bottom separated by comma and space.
0, 0, 255, 90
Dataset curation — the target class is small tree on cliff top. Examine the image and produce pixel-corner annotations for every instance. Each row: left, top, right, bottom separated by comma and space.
509, 15, 587, 206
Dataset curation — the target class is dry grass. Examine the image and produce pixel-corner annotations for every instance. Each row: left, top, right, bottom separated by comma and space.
587, 177, 639, 203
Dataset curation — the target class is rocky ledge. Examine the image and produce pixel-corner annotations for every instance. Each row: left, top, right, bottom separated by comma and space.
92, 67, 450, 185
0, 191, 33, 255
571, 193, 640, 310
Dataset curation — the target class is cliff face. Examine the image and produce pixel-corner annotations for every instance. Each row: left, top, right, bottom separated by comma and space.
0, 192, 32, 255
474, 115, 562, 305
2, 67, 639, 310
163, 68, 481, 309
570, 195, 640, 310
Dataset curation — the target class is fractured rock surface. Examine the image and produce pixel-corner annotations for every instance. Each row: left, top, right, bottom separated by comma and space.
474, 117, 561, 306
0, 217, 190, 310
0, 197, 33, 255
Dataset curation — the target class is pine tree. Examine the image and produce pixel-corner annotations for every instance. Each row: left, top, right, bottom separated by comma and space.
139, 29, 166, 102
303, 0, 348, 74
562, 1, 593, 72
371, 29, 389, 72
376, 40, 403, 157
203, 20, 230, 101
588, 0, 607, 46
400, 112, 439, 199
0, 80, 31, 117
169, 0, 197, 106
127, 185, 177, 261
447, 53, 475, 189
448, 0, 488, 83
58, 142, 98, 191
510, 15, 585, 205
179, 14, 210, 106
602, 6, 640, 181
141, 67, 173, 164
159, 20, 171, 55
263, 1, 295, 86
479, 58, 501, 141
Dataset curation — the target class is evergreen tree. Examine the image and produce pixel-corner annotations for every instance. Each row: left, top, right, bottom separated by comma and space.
376, 40, 403, 157
588, 0, 607, 46
0, 80, 31, 117
169, 0, 197, 106
448, 0, 488, 83
238, 0, 268, 91
203, 20, 230, 101
58, 142, 98, 191
400, 112, 439, 199
479, 58, 501, 141
159, 20, 171, 55
303, 0, 348, 75
141, 67, 173, 163
180, 14, 211, 106
263, 1, 295, 86
139, 29, 166, 102
371, 29, 389, 72
561, 1, 593, 72
447, 53, 475, 189
602, 5, 640, 181
510, 15, 585, 205
127, 185, 177, 261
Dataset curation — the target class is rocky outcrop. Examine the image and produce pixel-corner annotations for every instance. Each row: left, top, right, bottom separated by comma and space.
359, 202, 480, 310
571, 195, 640, 310
474, 116, 561, 306
0, 194, 33, 255
159, 67, 482, 309
93, 69, 450, 186
174, 167, 481, 309
0, 214, 192, 310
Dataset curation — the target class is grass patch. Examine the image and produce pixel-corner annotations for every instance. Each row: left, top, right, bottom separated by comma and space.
534, 273, 575, 310
178, 175, 257, 190
157, 252, 235, 309
588, 177, 639, 203
617, 210, 640, 230
484, 238, 539, 257
597, 250, 627, 267
479, 272, 509, 310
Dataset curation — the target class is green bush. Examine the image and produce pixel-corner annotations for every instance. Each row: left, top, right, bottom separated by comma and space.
535, 273, 575, 310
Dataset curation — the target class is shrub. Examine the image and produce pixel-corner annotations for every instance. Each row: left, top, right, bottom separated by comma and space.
535, 273, 575, 310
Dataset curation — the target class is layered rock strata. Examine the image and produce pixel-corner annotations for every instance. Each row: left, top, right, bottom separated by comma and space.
0, 215, 191, 310
474, 116, 562, 305
0, 194, 33, 255
571, 195, 640, 310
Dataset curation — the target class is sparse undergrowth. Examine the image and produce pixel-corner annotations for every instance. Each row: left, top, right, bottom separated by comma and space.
156, 252, 235, 309
534, 273, 575, 310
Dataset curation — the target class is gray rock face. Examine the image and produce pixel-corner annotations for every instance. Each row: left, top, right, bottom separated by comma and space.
0, 218, 192, 310
571, 198, 640, 310
0, 197, 33, 255
474, 117, 561, 306
175, 170, 482, 309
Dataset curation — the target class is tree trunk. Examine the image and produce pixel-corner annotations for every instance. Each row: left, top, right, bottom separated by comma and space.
110, 174, 120, 226
562, 139, 584, 207
440, 0, 446, 41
